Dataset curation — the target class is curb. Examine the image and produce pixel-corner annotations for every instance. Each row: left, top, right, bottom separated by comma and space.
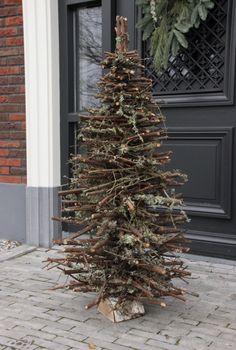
0, 244, 37, 263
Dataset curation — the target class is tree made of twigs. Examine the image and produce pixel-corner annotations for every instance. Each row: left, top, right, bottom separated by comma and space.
46, 16, 193, 311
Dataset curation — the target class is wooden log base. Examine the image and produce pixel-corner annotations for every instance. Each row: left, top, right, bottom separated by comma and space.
98, 298, 145, 323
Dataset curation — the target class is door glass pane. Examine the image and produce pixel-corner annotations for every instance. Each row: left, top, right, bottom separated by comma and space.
76, 6, 102, 111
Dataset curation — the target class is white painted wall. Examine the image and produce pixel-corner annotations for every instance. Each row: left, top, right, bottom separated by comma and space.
23, 0, 61, 188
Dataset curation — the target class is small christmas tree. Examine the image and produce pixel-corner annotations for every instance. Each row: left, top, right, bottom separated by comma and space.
46, 16, 193, 319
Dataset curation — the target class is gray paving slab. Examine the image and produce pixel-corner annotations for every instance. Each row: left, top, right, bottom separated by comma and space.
0, 249, 235, 350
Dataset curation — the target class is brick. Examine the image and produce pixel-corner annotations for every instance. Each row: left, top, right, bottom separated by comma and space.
0, 57, 6, 65
0, 105, 23, 113
10, 166, 25, 175
0, 149, 9, 156
0, 38, 6, 45
7, 94, 25, 103
0, 121, 23, 130
0, 6, 18, 16
0, 158, 21, 166
17, 26, 23, 35
0, 18, 5, 26
0, 95, 8, 102
19, 139, 25, 148
0, 48, 19, 57
4, 0, 22, 5
0, 166, 9, 174
0, 76, 8, 84
7, 75, 24, 84
6, 37, 23, 46
9, 113, 25, 121
0, 113, 9, 121
0, 66, 20, 75
5, 16, 23, 26
0, 86, 20, 93
19, 84, 24, 93
10, 130, 26, 139
0, 131, 10, 138
7, 55, 24, 65
20, 121, 25, 129
18, 6, 22, 15
0, 175, 21, 183
0, 140, 20, 147
0, 27, 17, 37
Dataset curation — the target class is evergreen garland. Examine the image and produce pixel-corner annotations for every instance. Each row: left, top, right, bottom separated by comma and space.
137, 0, 215, 71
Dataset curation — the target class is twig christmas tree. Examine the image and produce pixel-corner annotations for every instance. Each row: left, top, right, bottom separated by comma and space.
46, 16, 193, 316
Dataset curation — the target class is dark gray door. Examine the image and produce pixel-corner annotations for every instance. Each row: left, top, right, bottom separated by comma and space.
60, 0, 236, 259
137, 0, 236, 259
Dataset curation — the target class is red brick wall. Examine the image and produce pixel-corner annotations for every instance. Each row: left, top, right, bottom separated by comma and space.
0, 0, 26, 184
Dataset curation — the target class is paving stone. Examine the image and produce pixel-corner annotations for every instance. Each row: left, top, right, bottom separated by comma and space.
228, 322, 236, 330
208, 338, 235, 349
85, 337, 136, 350
204, 314, 231, 327
146, 339, 190, 350
89, 330, 118, 343
69, 345, 102, 350
115, 333, 164, 350
127, 328, 178, 345
177, 333, 212, 349
217, 327, 236, 341
41, 325, 87, 342
193, 325, 221, 337
54, 336, 88, 348
16, 327, 56, 341
0, 336, 38, 350
21, 335, 70, 350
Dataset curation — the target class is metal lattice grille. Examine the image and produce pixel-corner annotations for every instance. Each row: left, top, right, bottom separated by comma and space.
144, 0, 228, 95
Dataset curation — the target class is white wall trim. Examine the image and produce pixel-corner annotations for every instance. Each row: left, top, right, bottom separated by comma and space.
23, 0, 61, 188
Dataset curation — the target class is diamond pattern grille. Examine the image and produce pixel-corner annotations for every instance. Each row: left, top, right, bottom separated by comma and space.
144, 0, 228, 95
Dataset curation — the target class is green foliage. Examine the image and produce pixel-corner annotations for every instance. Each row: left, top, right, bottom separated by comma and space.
136, 0, 215, 71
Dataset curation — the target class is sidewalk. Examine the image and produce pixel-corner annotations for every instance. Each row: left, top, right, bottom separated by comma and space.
0, 249, 235, 350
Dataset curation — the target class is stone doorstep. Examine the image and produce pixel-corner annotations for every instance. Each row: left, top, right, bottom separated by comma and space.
181, 253, 236, 266
0, 245, 36, 263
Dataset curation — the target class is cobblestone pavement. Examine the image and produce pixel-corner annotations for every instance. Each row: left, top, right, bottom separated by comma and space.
0, 249, 236, 350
